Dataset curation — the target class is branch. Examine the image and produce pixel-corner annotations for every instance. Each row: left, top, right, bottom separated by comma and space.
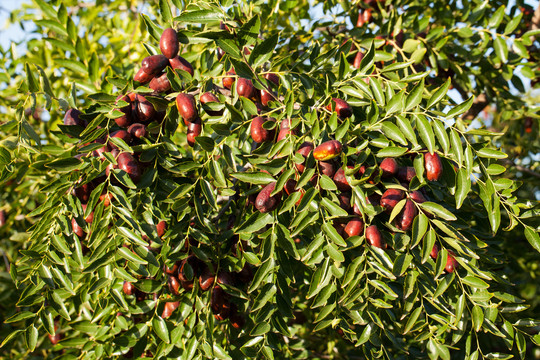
463, 93, 489, 120
500, 159, 540, 180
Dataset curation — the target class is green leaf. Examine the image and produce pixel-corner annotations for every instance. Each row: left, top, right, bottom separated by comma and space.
476, 148, 507, 159
25, 324, 38, 352
5, 311, 36, 323
117, 247, 147, 265
412, 213, 429, 249
322, 222, 347, 247
141, 14, 162, 41
403, 307, 422, 334
376, 146, 408, 157
405, 79, 424, 110
25, 63, 39, 93
493, 36, 508, 63
455, 168, 470, 209
524, 227, 540, 253
159, 0, 173, 23
381, 121, 407, 146
396, 116, 418, 146
415, 115, 435, 154
175, 10, 222, 23
250, 33, 279, 69
35, 19, 68, 36
320, 197, 349, 218
419, 202, 457, 221
427, 77, 451, 108
231, 172, 275, 185
446, 96, 474, 118
236, 212, 273, 233
432, 120, 450, 155
153, 316, 170, 343
462, 276, 489, 289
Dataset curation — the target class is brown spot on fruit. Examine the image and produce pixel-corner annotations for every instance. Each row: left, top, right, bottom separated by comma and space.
380, 158, 398, 178
366, 225, 386, 249
255, 182, 282, 213
0, 210, 6, 227
160, 28, 179, 59
141, 55, 169, 76
424, 152, 443, 181
326, 99, 352, 118
313, 140, 343, 161
169, 56, 194, 76
176, 93, 198, 125
380, 189, 404, 213
250, 116, 276, 143
344, 217, 364, 238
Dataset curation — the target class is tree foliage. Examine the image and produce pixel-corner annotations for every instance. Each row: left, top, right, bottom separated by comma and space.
0, 0, 539, 359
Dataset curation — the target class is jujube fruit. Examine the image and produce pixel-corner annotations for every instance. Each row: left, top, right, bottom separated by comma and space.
135, 94, 156, 123
366, 225, 386, 249
199, 266, 215, 292
114, 95, 132, 127
313, 140, 343, 161
222, 70, 236, 90
160, 28, 179, 59
73, 182, 94, 203
397, 166, 416, 183
295, 142, 314, 173
318, 160, 337, 177
176, 93, 198, 124
117, 152, 141, 183
424, 152, 443, 181
264, 73, 280, 86
261, 89, 276, 106
250, 116, 276, 143
169, 56, 194, 76
127, 123, 147, 139
255, 182, 282, 213
333, 167, 354, 191
141, 55, 168, 76
236, 78, 256, 99
63, 109, 87, 128
396, 199, 417, 231
276, 118, 296, 142
445, 252, 459, 273
109, 130, 132, 149
430, 244, 439, 260
149, 72, 171, 93
134, 68, 153, 83
162, 301, 179, 319
71, 218, 85, 238
380, 158, 398, 178
168, 275, 180, 295
200, 92, 223, 116
344, 217, 364, 238
380, 188, 404, 213
326, 98, 353, 118
156, 220, 167, 238
409, 190, 427, 203
123, 281, 135, 295
187, 119, 202, 147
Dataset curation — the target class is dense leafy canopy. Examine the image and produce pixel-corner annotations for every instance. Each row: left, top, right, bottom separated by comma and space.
0, 0, 539, 359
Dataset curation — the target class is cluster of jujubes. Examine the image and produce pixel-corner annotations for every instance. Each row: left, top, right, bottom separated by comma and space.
250, 136, 456, 272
